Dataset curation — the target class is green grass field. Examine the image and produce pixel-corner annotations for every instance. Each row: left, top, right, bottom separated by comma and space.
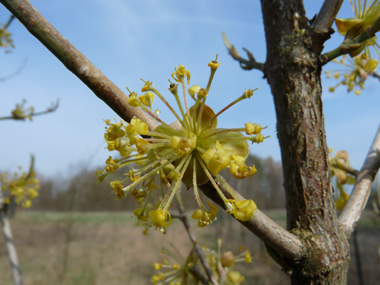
0, 210, 379, 285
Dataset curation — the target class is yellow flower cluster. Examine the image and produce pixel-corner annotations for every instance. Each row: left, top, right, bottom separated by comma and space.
151, 239, 252, 285
97, 57, 267, 232
0, 24, 15, 53
326, 54, 378, 95
329, 149, 356, 211
1, 168, 39, 209
11, 100, 35, 121
335, 0, 380, 58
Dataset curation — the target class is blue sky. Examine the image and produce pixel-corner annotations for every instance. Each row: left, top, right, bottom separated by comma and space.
1, 0, 379, 179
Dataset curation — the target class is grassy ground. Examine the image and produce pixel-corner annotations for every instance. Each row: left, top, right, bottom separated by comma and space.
0, 210, 379, 285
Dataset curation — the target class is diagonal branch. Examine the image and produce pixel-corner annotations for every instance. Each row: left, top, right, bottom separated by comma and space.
2, 0, 303, 264
311, 0, 344, 34
222, 32, 265, 73
338, 124, 380, 235
0, 0, 158, 131
200, 178, 303, 261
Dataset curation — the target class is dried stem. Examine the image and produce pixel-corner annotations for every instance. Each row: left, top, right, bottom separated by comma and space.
0, 185, 23, 285
222, 32, 265, 73
0, 0, 158, 130
338, 124, 380, 235
174, 190, 219, 285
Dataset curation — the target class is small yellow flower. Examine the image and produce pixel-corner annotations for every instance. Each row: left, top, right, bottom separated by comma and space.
104, 119, 126, 141
27, 188, 39, 200
245, 122, 262, 135
191, 201, 218, 227
335, 1, 380, 57
336, 189, 350, 211
150, 209, 172, 230
244, 250, 252, 263
208, 60, 222, 70
23, 200, 32, 208
127, 92, 139, 107
201, 141, 231, 175
227, 199, 257, 221
171, 64, 191, 84
188, 85, 201, 100
128, 170, 141, 182
139, 92, 155, 110
110, 180, 125, 199
227, 270, 245, 285
134, 207, 150, 222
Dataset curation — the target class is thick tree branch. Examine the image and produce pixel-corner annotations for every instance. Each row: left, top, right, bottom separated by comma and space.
312, 0, 344, 34
222, 32, 265, 73
200, 178, 303, 261
338, 124, 380, 235
0, 0, 158, 130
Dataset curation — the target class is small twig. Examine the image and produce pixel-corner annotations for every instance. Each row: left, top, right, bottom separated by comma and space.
174, 191, 219, 285
339, 124, 380, 235
331, 160, 359, 178
371, 71, 380, 80
187, 265, 210, 285
5, 14, 15, 28
0, 59, 27, 82
311, 0, 344, 33
0, 183, 23, 285
320, 16, 380, 65
222, 32, 265, 73
0, 99, 59, 121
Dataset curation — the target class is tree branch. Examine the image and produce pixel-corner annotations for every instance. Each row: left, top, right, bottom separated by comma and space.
0, 184, 23, 285
338, 124, 380, 235
0, 0, 158, 130
331, 160, 359, 178
200, 177, 303, 261
311, 0, 344, 34
222, 32, 265, 73
320, 16, 380, 65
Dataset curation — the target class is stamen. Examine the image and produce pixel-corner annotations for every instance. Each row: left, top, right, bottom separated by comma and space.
149, 84, 187, 129
161, 153, 192, 212
122, 156, 179, 192
196, 153, 229, 203
199, 89, 258, 136
192, 157, 207, 211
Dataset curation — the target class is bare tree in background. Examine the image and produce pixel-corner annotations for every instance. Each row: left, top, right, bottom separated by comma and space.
1, 0, 380, 284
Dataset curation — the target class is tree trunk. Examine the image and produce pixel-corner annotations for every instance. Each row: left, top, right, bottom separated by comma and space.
261, 1, 350, 283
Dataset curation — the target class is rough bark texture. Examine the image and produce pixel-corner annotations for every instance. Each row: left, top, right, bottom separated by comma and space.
261, 1, 350, 283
